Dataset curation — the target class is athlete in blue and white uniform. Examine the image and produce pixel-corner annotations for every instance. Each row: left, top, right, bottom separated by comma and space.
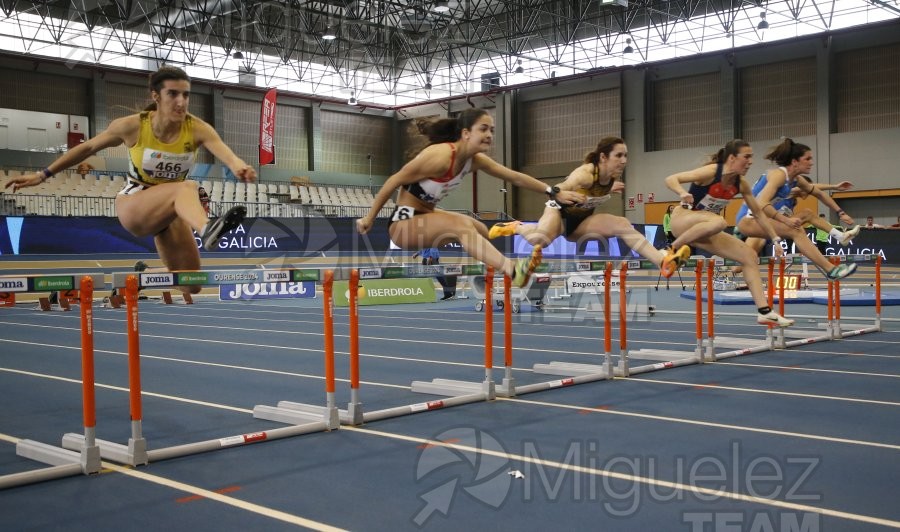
356, 108, 583, 288
734, 138, 858, 281
665, 139, 793, 327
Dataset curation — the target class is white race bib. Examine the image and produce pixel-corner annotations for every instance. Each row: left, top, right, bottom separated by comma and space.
391, 205, 415, 222
697, 194, 730, 214
141, 149, 194, 181
577, 195, 612, 209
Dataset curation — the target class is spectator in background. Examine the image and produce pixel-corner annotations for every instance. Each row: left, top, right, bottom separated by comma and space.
198, 186, 211, 216
76, 162, 93, 176
412, 247, 457, 301
662, 204, 676, 245
865, 216, 885, 229
811, 213, 840, 255
890, 216, 900, 229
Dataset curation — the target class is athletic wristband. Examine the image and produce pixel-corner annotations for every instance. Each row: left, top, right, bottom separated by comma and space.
545, 185, 560, 198
40, 168, 53, 181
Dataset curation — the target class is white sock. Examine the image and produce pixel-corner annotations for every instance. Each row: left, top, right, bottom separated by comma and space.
829, 228, 843, 239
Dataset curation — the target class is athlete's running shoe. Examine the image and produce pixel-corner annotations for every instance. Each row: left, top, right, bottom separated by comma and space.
512, 245, 543, 288
757, 310, 794, 327
488, 220, 521, 239
201, 205, 247, 251
660, 245, 691, 278
839, 225, 861, 246
826, 262, 858, 281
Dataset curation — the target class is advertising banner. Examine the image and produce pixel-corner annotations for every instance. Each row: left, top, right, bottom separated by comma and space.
333, 278, 435, 306
259, 88, 277, 165
219, 281, 317, 301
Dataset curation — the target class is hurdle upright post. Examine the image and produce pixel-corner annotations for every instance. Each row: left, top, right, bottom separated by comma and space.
500, 273, 515, 396
876, 256, 882, 331
122, 275, 148, 464
78, 276, 101, 472
766, 258, 775, 348
827, 265, 835, 338
618, 262, 628, 376
346, 269, 363, 425
481, 268, 496, 398
603, 262, 612, 378
705, 259, 714, 363
322, 270, 339, 429
695, 260, 703, 361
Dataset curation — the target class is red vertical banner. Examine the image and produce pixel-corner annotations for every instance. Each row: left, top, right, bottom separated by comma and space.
259, 88, 277, 165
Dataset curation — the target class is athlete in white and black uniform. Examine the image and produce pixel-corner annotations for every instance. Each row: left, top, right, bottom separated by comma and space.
356, 108, 583, 288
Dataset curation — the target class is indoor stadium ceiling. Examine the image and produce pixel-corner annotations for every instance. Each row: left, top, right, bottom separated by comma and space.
1, 0, 899, 107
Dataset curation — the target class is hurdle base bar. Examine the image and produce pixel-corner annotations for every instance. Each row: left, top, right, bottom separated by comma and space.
712, 343, 774, 361
626, 356, 704, 376
62, 434, 148, 466
15, 438, 101, 474
0, 462, 83, 490
410, 378, 495, 400
253, 402, 340, 431
497, 376, 517, 398
628, 348, 699, 362
361, 392, 488, 424
532, 361, 609, 377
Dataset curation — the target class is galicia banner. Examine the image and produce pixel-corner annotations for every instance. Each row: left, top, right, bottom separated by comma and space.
259, 88, 277, 165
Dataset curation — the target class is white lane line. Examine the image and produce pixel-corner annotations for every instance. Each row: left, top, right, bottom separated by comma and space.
500, 397, 900, 451
0, 432, 345, 531
713, 361, 900, 379
345, 426, 900, 529
624, 377, 900, 406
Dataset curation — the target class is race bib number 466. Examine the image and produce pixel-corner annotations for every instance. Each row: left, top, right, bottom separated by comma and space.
142, 149, 194, 181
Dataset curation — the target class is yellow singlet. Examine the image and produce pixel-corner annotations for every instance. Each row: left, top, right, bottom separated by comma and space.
127, 111, 196, 186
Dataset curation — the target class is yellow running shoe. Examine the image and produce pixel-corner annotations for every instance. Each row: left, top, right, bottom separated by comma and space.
512, 245, 543, 288
660, 244, 691, 278
488, 220, 521, 239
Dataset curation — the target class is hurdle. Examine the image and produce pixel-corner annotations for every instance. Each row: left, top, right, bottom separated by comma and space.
62, 268, 338, 466
0, 274, 103, 489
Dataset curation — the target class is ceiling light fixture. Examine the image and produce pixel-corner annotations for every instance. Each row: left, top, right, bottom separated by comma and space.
514, 59, 524, 74
348, 91, 357, 105
322, 26, 337, 40
623, 38, 634, 54
433, 0, 450, 13
424, 79, 432, 90
232, 51, 244, 59
757, 12, 769, 30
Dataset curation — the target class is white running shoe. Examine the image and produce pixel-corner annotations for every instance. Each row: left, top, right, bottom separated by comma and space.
757, 310, 794, 327
839, 225, 861, 246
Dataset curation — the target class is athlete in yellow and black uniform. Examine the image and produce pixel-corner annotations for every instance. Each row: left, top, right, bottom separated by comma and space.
487, 136, 685, 278
4, 66, 256, 294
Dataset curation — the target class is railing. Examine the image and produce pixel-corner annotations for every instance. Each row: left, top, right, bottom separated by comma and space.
0, 194, 394, 219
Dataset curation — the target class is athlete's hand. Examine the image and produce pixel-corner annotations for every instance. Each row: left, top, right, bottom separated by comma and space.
610, 181, 626, 194
679, 192, 693, 207
772, 238, 786, 257
783, 216, 802, 230
233, 164, 257, 182
356, 217, 373, 235
838, 212, 855, 226
554, 190, 584, 206
4, 172, 43, 192
834, 181, 853, 191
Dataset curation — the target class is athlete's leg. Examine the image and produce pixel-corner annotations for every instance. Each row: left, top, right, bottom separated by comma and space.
154, 218, 202, 295
569, 213, 666, 266
116, 181, 208, 237
668, 208, 727, 251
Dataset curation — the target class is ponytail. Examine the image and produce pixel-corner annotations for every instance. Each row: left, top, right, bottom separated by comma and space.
583, 136, 624, 165
765, 137, 811, 167
407, 108, 490, 159
710, 139, 750, 163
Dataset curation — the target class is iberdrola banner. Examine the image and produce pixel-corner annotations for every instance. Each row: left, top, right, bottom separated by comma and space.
259, 87, 277, 165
